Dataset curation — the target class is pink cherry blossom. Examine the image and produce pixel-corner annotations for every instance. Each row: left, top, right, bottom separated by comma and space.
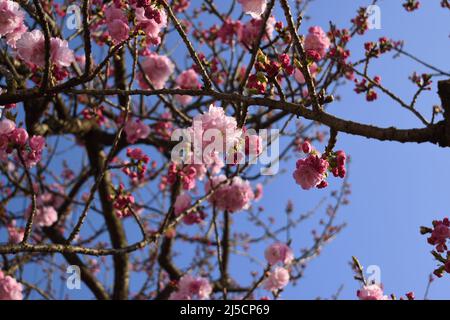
0, 119, 16, 135
170, 274, 212, 300
293, 154, 329, 190
16, 30, 74, 68
265, 243, 294, 265
104, 7, 130, 44
35, 205, 58, 227
9, 128, 28, 146
109, 19, 130, 44
50, 37, 75, 68
124, 119, 150, 144
304, 26, 330, 61
238, 0, 267, 18
15, 30, 45, 66
0, 0, 25, 39
176, 69, 201, 89
205, 175, 255, 213
175, 68, 201, 105
357, 284, 389, 300
0, 270, 23, 300
6, 23, 27, 48
191, 104, 242, 156
264, 266, 290, 291
139, 52, 174, 89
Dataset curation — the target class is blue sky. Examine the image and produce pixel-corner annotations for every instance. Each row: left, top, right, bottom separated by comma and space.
2, 0, 450, 300
265, 0, 450, 299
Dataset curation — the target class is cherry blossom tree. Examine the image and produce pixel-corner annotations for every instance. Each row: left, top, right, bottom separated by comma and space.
0, 0, 448, 300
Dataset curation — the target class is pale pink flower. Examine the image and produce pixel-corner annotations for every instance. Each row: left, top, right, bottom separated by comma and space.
176, 274, 212, 300
175, 69, 200, 105
264, 266, 290, 291
304, 26, 330, 61
191, 104, 242, 155
6, 23, 27, 48
0, 119, 16, 135
50, 38, 75, 67
294, 62, 319, 84
0, 0, 25, 38
108, 19, 130, 44
238, 0, 267, 18
16, 30, 45, 66
205, 175, 255, 213
29, 135, 46, 151
124, 119, 150, 144
34, 205, 58, 227
357, 284, 389, 300
0, 270, 23, 300
139, 52, 174, 89
293, 154, 329, 190
176, 69, 201, 89
264, 243, 294, 265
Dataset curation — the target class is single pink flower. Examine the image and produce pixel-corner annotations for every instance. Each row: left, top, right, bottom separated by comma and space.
108, 19, 130, 44
206, 175, 255, 213
0, 0, 25, 38
9, 128, 28, 146
0, 270, 23, 300
293, 154, 329, 190
264, 266, 290, 291
176, 274, 212, 300
357, 284, 389, 300
265, 243, 294, 265
237, 0, 267, 18
0, 119, 16, 135
139, 52, 174, 89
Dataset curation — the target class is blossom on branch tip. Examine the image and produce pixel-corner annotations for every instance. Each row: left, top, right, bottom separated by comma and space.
237, 0, 267, 18
265, 243, 294, 265
0, 271, 23, 300
138, 52, 174, 89
357, 284, 389, 300
263, 266, 290, 291
293, 154, 329, 190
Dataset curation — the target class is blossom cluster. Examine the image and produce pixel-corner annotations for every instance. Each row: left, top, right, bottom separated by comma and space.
0, 119, 46, 168
293, 141, 347, 190
169, 274, 212, 300
0, 271, 23, 300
